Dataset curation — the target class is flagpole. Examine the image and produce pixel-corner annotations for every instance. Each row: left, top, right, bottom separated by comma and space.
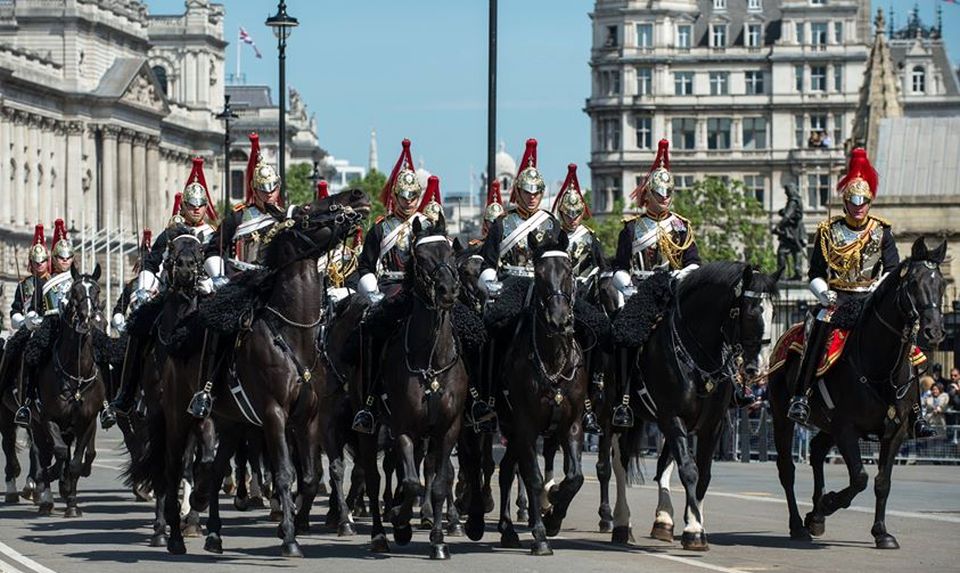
236, 28, 241, 82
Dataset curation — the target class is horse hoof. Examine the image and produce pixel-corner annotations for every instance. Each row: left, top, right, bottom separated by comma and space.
543, 513, 562, 538
484, 493, 495, 514
268, 510, 283, 522
650, 522, 674, 543
599, 519, 613, 533
133, 485, 152, 502
612, 525, 634, 545
38, 502, 53, 516
167, 537, 187, 555
465, 515, 485, 541
517, 509, 529, 524
63, 506, 82, 518
419, 517, 433, 530
234, 497, 249, 512
446, 522, 464, 537
204, 534, 223, 554
529, 540, 553, 556
280, 541, 303, 558
337, 522, 355, 537
500, 530, 521, 549
4, 493, 19, 504
430, 544, 450, 560
248, 496, 266, 510
875, 534, 900, 550
681, 531, 709, 551
370, 533, 390, 553
149, 533, 168, 548
182, 523, 202, 538
394, 524, 413, 546
804, 514, 825, 537
790, 527, 813, 542
21, 485, 35, 501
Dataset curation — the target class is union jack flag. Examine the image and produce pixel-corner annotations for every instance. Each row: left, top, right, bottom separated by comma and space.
239, 27, 262, 59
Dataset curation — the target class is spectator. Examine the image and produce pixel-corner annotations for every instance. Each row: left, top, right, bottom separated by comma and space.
920, 375, 935, 401
808, 131, 822, 148
922, 383, 949, 429
946, 368, 960, 411
820, 131, 832, 148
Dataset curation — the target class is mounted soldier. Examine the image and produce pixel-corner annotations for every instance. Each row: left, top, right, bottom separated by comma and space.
15, 219, 75, 427
786, 147, 934, 438
552, 163, 605, 434
315, 180, 363, 300
102, 157, 219, 427
351, 139, 436, 434
110, 228, 154, 334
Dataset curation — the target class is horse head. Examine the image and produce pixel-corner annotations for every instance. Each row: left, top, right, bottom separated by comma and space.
453, 238, 487, 313
164, 227, 204, 295
528, 231, 574, 335
900, 237, 947, 347
410, 214, 459, 310
66, 264, 104, 335
728, 265, 781, 380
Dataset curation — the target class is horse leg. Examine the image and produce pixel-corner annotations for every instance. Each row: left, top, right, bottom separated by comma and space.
63, 416, 97, 517
189, 418, 216, 515
804, 431, 835, 536
420, 439, 436, 530
1, 410, 20, 503
543, 423, 585, 538
610, 437, 634, 544
23, 433, 39, 502
33, 426, 55, 516
662, 417, 706, 551
262, 411, 302, 558
816, 428, 868, 522
391, 433, 419, 547
651, 448, 676, 543
203, 424, 240, 555
496, 442, 521, 548
596, 430, 613, 533
481, 433, 495, 513
691, 418, 725, 545
232, 439, 250, 510
871, 430, 907, 550
540, 435, 559, 514
358, 432, 389, 553
428, 424, 459, 560
772, 392, 809, 541
444, 465, 463, 537
323, 418, 354, 536
515, 436, 551, 556
457, 427, 485, 541
163, 420, 192, 555
515, 471, 529, 524
292, 416, 321, 537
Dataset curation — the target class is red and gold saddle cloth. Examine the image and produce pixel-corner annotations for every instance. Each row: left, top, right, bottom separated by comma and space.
769, 323, 926, 377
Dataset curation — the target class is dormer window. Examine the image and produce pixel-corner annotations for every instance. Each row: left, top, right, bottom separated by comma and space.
748, 0, 762, 11
711, 24, 727, 48
746, 23, 762, 47
714, 0, 726, 9
912, 66, 926, 93
677, 24, 692, 48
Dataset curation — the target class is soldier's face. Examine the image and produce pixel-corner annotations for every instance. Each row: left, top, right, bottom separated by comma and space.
256, 186, 281, 207
30, 260, 49, 277
396, 194, 419, 217
560, 211, 583, 230
182, 203, 205, 225
844, 197, 870, 224
518, 190, 542, 213
52, 255, 73, 274
645, 189, 671, 215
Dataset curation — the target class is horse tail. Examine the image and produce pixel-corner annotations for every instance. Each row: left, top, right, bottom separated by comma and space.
122, 408, 166, 493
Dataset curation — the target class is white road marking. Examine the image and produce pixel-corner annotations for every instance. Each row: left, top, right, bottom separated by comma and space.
91, 462, 122, 471
570, 538, 750, 573
0, 558, 26, 573
0, 542, 56, 573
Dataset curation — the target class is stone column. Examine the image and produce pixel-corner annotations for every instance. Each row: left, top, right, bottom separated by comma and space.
101, 126, 119, 231
185, 51, 196, 105
0, 109, 11, 224
117, 130, 133, 230
27, 115, 41, 224
39, 119, 54, 222
146, 137, 160, 233
65, 121, 84, 227
132, 133, 147, 232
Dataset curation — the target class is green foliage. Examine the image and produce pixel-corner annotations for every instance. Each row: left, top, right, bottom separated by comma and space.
285, 162, 314, 206
285, 165, 387, 232
672, 177, 775, 271
584, 191, 625, 258
347, 169, 387, 231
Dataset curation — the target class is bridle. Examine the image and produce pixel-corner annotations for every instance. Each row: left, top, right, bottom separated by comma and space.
260, 201, 365, 270
533, 250, 575, 338
529, 250, 581, 388
412, 235, 459, 310
164, 234, 204, 296
58, 276, 102, 403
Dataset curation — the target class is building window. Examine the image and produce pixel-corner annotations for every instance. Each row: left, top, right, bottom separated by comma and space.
912, 66, 926, 93
672, 118, 697, 149
711, 24, 727, 47
745, 70, 765, 94
834, 21, 843, 43
743, 175, 765, 204
714, 0, 726, 9
794, 64, 804, 91
809, 114, 828, 147
794, 114, 805, 148
811, 22, 828, 46
833, 63, 843, 91
748, 0, 762, 11
675, 175, 695, 190
599, 69, 621, 96
637, 67, 652, 95
636, 23, 653, 48
810, 0, 825, 5
833, 113, 844, 142
709, 72, 729, 95
598, 117, 621, 151
795, 21, 805, 44
677, 25, 692, 48
604, 25, 619, 47
746, 24, 762, 47
151, 65, 168, 96
674, 72, 694, 95
707, 118, 732, 150
635, 115, 652, 149
811, 65, 826, 91
807, 173, 830, 208
743, 117, 768, 149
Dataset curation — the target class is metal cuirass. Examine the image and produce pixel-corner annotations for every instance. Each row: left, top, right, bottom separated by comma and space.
232, 206, 275, 269
825, 218, 884, 291
500, 211, 556, 273
41, 272, 72, 316
567, 226, 597, 281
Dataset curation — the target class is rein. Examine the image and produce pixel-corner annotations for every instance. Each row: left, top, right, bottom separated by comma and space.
402, 310, 460, 394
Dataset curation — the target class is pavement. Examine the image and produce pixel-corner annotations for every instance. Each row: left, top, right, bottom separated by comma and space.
0, 431, 958, 573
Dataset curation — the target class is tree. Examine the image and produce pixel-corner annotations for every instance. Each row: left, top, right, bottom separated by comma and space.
346, 169, 387, 232
584, 191, 625, 258
285, 162, 314, 206
672, 177, 775, 271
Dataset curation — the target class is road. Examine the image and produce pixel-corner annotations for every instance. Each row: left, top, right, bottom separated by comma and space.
0, 432, 957, 573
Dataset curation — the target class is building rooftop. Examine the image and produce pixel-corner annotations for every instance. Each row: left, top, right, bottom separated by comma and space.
874, 116, 960, 198
225, 85, 273, 109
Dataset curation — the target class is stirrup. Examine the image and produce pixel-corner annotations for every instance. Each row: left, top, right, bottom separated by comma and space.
787, 396, 810, 425
351, 409, 375, 435
732, 384, 756, 408
913, 418, 938, 440
99, 401, 118, 430
14, 405, 31, 428
612, 396, 634, 429
583, 411, 602, 434
187, 382, 213, 419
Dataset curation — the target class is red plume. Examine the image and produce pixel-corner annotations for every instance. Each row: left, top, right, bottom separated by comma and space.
380, 139, 415, 213
352, 226, 363, 247
418, 175, 442, 213
510, 139, 539, 204
552, 163, 591, 219
632, 139, 671, 201
141, 228, 153, 250
186, 157, 219, 223
245, 132, 260, 205
53, 218, 68, 246
32, 223, 45, 248
171, 192, 183, 217
316, 180, 329, 200
486, 179, 503, 208
837, 147, 878, 198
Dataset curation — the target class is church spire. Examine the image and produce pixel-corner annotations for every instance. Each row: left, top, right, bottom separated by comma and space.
368, 129, 379, 173
849, 8, 902, 158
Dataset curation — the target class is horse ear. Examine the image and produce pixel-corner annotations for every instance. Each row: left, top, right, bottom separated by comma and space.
557, 230, 569, 252
435, 212, 447, 235
452, 237, 464, 254
412, 217, 423, 236
71, 264, 80, 282
527, 232, 540, 255
931, 240, 947, 264
771, 265, 784, 284
741, 264, 754, 293
911, 237, 928, 261
92, 263, 101, 282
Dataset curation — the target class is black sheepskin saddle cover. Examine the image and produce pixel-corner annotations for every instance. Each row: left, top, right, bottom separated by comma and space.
483, 276, 530, 332
3, 328, 30, 363
93, 330, 128, 365
574, 297, 612, 351
452, 302, 487, 352
612, 271, 675, 348
830, 296, 865, 330
199, 270, 275, 334
24, 317, 59, 367
126, 298, 164, 338
127, 295, 205, 358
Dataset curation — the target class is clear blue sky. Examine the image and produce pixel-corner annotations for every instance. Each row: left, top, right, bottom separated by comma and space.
146, 0, 960, 195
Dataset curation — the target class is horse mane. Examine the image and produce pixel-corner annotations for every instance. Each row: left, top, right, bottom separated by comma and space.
678, 262, 779, 300
402, 220, 449, 289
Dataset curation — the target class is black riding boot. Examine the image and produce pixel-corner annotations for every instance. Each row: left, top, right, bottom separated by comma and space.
611, 347, 634, 429
787, 317, 831, 426
912, 384, 937, 439
187, 331, 219, 419
582, 398, 601, 434
102, 335, 144, 429
468, 387, 497, 433
14, 366, 36, 428
351, 330, 378, 435
731, 379, 756, 408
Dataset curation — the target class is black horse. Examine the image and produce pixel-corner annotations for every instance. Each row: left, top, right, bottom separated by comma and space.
768, 238, 947, 549
202, 190, 370, 558
611, 263, 778, 550
31, 265, 107, 517
490, 232, 588, 556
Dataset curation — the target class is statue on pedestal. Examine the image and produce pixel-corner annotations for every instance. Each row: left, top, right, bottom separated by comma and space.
773, 182, 806, 280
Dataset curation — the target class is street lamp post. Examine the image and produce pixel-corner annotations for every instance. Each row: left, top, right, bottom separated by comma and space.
310, 159, 322, 197
266, 0, 298, 205
486, 0, 497, 207
215, 94, 239, 213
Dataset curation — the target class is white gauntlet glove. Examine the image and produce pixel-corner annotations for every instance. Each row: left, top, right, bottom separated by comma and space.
25, 310, 42, 331
357, 273, 384, 304
11, 312, 25, 331
111, 312, 126, 333
809, 277, 836, 307
479, 268, 502, 298
204, 256, 230, 290
671, 263, 699, 282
